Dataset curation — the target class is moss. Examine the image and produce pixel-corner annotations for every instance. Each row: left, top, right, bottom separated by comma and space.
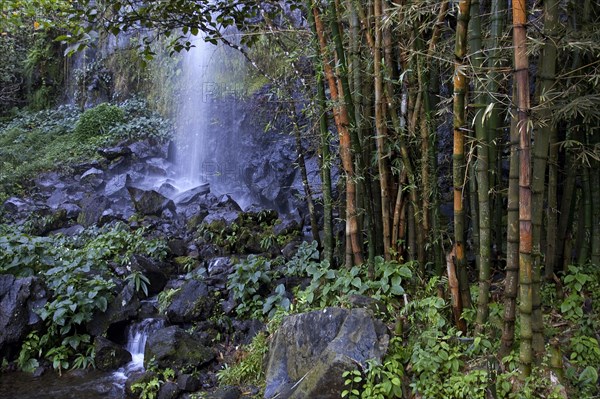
74, 103, 124, 139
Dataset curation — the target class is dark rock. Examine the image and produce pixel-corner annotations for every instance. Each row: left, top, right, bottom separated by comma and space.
165, 279, 213, 323
231, 319, 265, 345
47, 189, 70, 209
58, 203, 82, 219
158, 182, 179, 198
34, 172, 64, 194
129, 140, 167, 159
130, 255, 169, 296
174, 184, 211, 206
98, 145, 133, 160
0, 276, 47, 356
77, 195, 110, 227
128, 187, 176, 216
144, 326, 215, 370
144, 157, 170, 177
177, 374, 201, 392
125, 371, 157, 398
87, 284, 140, 337
168, 239, 188, 257
80, 167, 105, 187
94, 336, 132, 371
158, 381, 180, 399
105, 174, 130, 197
206, 257, 233, 277
49, 224, 85, 237
281, 240, 302, 259
264, 307, 389, 399
205, 386, 242, 399
2, 197, 33, 215
346, 295, 388, 316
273, 218, 301, 237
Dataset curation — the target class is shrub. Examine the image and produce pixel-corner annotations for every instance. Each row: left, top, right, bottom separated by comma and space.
73, 102, 124, 139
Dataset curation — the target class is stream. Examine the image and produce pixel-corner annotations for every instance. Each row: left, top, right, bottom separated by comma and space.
0, 319, 162, 399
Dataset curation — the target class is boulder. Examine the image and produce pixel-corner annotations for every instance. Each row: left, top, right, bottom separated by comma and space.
94, 336, 132, 371
2, 197, 34, 215
165, 279, 214, 323
105, 174, 130, 197
205, 386, 242, 399
177, 374, 200, 392
0, 275, 47, 356
144, 326, 215, 370
87, 284, 140, 337
174, 184, 211, 206
80, 167, 105, 188
98, 145, 133, 160
158, 381, 180, 399
128, 187, 176, 216
129, 255, 169, 296
264, 307, 389, 399
77, 195, 110, 227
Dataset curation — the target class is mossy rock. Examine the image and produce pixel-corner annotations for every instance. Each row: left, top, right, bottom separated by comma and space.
145, 326, 215, 370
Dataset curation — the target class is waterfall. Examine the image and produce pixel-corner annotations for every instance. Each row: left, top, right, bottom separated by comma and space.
113, 318, 164, 384
174, 36, 214, 190
173, 33, 249, 201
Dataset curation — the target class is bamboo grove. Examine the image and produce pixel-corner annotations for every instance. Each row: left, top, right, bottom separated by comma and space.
298, 0, 600, 378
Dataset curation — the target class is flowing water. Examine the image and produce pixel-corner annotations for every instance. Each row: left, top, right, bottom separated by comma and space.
0, 319, 163, 399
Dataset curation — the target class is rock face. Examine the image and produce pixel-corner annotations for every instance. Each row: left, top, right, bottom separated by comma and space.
0, 276, 47, 356
87, 284, 140, 337
264, 307, 389, 399
165, 279, 213, 324
94, 336, 132, 370
144, 326, 215, 370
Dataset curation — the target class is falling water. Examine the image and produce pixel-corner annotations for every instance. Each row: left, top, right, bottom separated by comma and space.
173, 34, 250, 202
174, 36, 214, 190
113, 318, 165, 384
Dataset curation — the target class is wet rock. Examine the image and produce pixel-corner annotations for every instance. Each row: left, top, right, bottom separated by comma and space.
94, 336, 132, 371
168, 239, 188, 257
0, 276, 47, 357
205, 386, 242, 399
128, 187, 176, 216
126, 371, 157, 398
177, 374, 200, 392
58, 203, 82, 219
98, 145, 133, 160
129, 140, 168, 159
158, 381, 180, 399
47, 189, 70, 209
144, 326, 215, 370
231, 319, 265, 345
77, 195, 110, 227
264, 307, 389, 399
49, 224, 85, 237
174, 184, 211, 206
80, 167, 105, 188
87, 284, 140, 337
144, 157, 170, 177
2, 197, 34, 215
165, 279, 213, 323
105, 174, 130, 197
129, 255, 169, 296
158, 181, 178, 198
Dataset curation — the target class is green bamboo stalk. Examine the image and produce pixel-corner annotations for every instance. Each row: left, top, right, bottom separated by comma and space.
453, 0, 473, 311
530, 0, 559, 357
470, 0, 492, 333
307, 1, 334, 265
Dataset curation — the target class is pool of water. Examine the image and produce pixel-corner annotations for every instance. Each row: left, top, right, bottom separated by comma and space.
0, 369, 125, 399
